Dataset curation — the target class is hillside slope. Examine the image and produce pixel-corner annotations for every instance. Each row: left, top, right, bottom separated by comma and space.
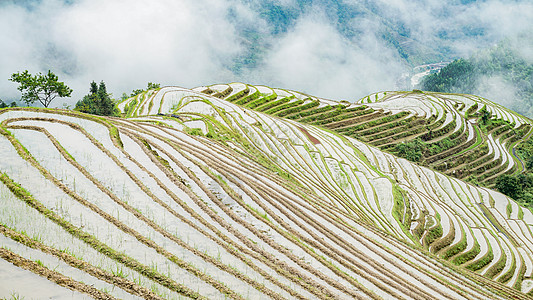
1, 85, 533, 299
419, 38, 533, 118
182, 83, 532, 188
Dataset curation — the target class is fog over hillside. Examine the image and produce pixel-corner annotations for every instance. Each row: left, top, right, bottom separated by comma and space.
1, 0, 532, 105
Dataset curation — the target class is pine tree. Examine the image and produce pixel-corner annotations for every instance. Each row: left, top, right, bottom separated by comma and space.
75, 81, 118, 116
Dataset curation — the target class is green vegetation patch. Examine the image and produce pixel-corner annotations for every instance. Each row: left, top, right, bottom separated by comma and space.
465, 242, 493, 272
420, 38, 533, 118
423, 221, 443, 249
184, 127, 204, 136
124, 97, 138, 117
484, 241, 507, 279
393, 138, 425, 162
495, 137, 533, 211
452, 239, 480, 266
497, 253, 516, 284
441, 227, 468, 260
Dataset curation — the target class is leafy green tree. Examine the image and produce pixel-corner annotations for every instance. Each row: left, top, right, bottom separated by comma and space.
479, 105, 491, 125
527, 156, 533, 170
121, 93, 129, 101
9, 70, 72, 108
75, 81, 118, 116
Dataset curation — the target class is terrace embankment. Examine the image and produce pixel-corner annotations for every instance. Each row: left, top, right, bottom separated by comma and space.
2, 84, 533, 299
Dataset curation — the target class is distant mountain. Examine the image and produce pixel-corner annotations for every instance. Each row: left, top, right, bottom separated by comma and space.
3, 0, 529, 104
419, 37, 533, 117
231, 0, 493, 72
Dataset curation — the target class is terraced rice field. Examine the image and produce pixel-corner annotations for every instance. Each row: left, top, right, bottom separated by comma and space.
194, 83, 532, 188
1, 84, 533, 299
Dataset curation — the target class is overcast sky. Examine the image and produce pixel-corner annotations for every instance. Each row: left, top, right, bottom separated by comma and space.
1, 0, 532, 107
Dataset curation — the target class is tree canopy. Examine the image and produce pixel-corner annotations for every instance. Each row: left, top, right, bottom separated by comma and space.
419, 59, 476, 93
493, 139, 533, 208
75, 81, 118, 116
419, 38, 533, 117
393, 138, 425, 162
0, 99, 17, 108
9, 70, 72, 108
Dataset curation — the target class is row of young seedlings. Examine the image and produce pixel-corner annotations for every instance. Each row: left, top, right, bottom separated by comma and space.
129, 118, 470, 298
2, 109, 334, 298
199, 86, 529, 188
0, 109, 191, 296
157, 100, 528, 298
0, 122, 193, 298
0, 117, 235, 299
122, 86, 528, 298
353, 129, 533, 293
180, 92, 533, 296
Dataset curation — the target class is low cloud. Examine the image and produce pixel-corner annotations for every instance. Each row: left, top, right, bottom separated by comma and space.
0, 0, 247, 106
475, 75, 519, 109
355, 0, 533, 58
1, 0, 532, 107
251, 9, 405, 100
